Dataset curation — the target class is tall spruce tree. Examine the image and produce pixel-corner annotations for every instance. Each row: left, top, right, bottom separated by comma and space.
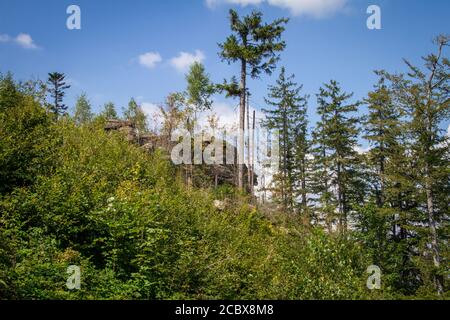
47, 72, 70, 116
394, 35, 449, 295
219, 9, 288, 191
364, 71, 404, 208
359, 71, 415, 293
262, 67, 309, 214
311, 80, 361, 233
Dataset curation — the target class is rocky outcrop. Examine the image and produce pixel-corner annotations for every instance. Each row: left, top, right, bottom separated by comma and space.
104, 119, 257, 189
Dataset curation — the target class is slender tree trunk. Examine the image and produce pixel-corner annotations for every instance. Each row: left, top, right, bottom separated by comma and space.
301, 158, 307, 211
379, 139, 386, 208
247, 92, 251, 192
336, 160, 345, 234
282, 104, 289, 212
424, 42, 443, 295
337, 161, 342, 228
54, 82, 59, 116
423, 39, 444, 295
187, 115, 193, 188
426, 164, 443, 295
238, 59, 247, 191
250, 110, 256, 197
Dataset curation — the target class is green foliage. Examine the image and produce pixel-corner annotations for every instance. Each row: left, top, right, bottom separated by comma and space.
0, 72, 22, 111
102, 102, 118, 119
123, 98, 147, 132
185, 62, 215, 114
47, 72, 70, 116
0, 77, 54, 194
262, 67, 309, 214
73, 93, 93, 125
311, 80, 362, 231
274, 228, 369, 299
219, 9, 289, 79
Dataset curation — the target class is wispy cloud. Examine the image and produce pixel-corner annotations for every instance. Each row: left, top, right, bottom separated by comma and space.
170, 50, 205, 72
206, 0, 349, 18
141, 102, 161, 117
15, 33, 38, 49
0, 34, 10, 42
138, 52, 162, 69
0, 32, 39, 49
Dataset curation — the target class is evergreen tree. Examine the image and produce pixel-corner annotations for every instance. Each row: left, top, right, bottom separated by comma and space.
47, 72, 70, 116
359, 71, 417, 293
311, 80, 361, 233
364, 71, 403, 208
219, 9, 288, 190
74, 93, 93, 125
394, 35, 449, 295
262, 67, 309, 214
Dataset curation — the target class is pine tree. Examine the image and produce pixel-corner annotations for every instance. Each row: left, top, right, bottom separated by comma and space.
359, 71, 415, 293
47, 72, 70, 116
262, 67, 309, 214
364, 71, 404, 208
102, 102, 118, 119
73, 93, 93, 125
311, 80, 361, 233
219, 9, 288, 191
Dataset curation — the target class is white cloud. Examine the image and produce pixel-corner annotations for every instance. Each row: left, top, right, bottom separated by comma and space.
141, 102, 161, 117
269, 0, 347, 17
170, 50, 205, 72
202, 101, 239, 130
0, 33, 40, 49
0, 34, 10, 42
198, 101, 266, 132
138, 52, 162, 69
15, 33, 38, 49
206, 0, 348, 18
354, 145, 370, 155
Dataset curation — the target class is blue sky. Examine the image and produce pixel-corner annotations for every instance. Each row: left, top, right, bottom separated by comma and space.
1, 0, 449, 137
